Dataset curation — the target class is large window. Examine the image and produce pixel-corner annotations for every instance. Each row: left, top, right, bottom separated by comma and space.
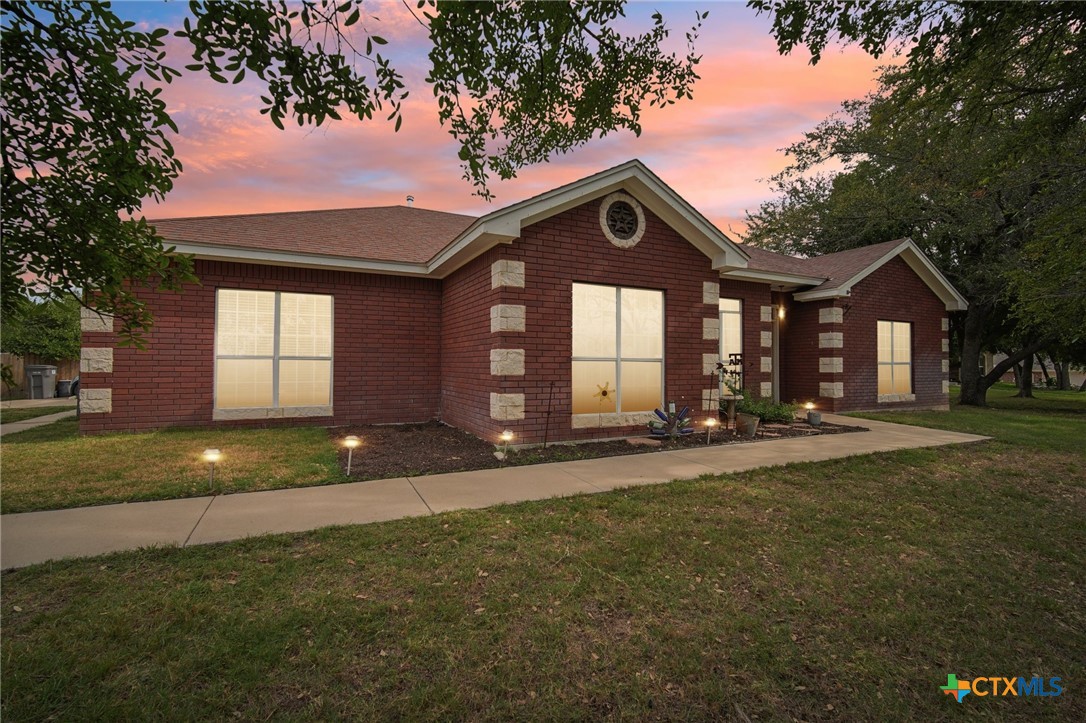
572, 283, 663, 414
215, 290, 333, 409
877, 320, 911, 395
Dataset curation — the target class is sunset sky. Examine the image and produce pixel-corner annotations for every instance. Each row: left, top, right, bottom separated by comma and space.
117, 1, 883, 236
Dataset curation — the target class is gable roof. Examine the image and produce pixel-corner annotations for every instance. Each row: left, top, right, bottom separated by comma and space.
725, 239, 967, 311
153, 206, 477, 268
157, 159, 749, 278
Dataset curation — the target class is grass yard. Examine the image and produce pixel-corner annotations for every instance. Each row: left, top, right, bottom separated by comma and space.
0, 421, 345, 513
2, 391, 1083, 720
0, 405, 74, 424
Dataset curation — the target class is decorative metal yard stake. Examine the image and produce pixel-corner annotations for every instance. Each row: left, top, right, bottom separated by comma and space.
543, 380, 555, 449
202, 448, 221, 492
343, 435, 361, 475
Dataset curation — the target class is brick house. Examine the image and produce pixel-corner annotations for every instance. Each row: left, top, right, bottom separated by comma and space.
79, 160, 967, 442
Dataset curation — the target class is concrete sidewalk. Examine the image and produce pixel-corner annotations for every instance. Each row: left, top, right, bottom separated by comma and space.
0, 415, 988, 569
0, 409, 77, 438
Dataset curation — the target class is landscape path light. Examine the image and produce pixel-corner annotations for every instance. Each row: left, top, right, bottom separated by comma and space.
705, 416, 718, 444
343, 435, 361, 475
500, 429, 514, 462
805, 402, 821, 426
202, 448, 221, 491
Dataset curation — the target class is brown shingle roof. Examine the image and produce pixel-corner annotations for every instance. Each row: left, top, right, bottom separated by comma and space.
738, 239, 907, 291
150, 206, 478, 265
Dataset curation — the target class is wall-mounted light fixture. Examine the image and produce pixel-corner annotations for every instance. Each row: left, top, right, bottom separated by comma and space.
778, 305, 786, 320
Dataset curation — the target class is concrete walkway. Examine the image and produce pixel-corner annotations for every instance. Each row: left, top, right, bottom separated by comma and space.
0, 415, 988, 570
0, 409, 77, 437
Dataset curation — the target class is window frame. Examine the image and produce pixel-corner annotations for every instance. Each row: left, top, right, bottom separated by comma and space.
571, 282, 665, 415
719, 298, 743, 394
213, 289, 335, 411
877, 319, 912, 397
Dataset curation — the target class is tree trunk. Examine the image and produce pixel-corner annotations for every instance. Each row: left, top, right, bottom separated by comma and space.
958, 304, 992, 406
1058, 361, 1072, 390
1014, 356, 1034, 398
1038, 354, 1053, 386
1079, 375, 1086, 392
1010, 360, 1023, 390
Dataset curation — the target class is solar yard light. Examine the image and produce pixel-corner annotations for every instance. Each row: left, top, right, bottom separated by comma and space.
202, 448, 221, 491
805, 402, 821, 427
343, 435, 361, 475
705, 416, 718, 444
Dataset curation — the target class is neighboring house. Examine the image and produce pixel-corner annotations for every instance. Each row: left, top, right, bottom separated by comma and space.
79, 160, 967, 442
982, 352, 1086, 388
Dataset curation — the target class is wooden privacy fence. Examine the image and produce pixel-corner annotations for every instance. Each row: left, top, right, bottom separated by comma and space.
1, 352, 80, 399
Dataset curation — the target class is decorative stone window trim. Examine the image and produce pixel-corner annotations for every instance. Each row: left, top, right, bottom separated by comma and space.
599, 192, 646, 248
572, 411, 654, 429
213, 406, 333, 421
878, 393, 916, 404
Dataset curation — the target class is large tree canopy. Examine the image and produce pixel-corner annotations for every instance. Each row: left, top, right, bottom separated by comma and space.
745, 0, 1086, 406
1, 0, 704, 342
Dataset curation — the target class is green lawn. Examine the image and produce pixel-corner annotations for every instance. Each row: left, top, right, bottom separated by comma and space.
0, 421, 345, 513
0, 405, 75, 424
2, 391, 1082, 720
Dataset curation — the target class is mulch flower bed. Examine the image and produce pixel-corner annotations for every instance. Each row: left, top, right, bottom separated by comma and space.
331, 419, 867, 480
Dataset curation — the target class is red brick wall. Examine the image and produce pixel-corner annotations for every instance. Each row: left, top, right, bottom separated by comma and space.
440, 247, 503, 441
80, 260, 443, 433
780, 255, 948, 413
488, 199, 722, 443
840, 256, 948, 410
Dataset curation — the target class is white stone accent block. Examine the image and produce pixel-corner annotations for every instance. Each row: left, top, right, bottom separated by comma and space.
490, 304, 526, 333
942, 380, 950, 394
703, 353, 721, 376
702, 317, 719, 340
702, 281, 719, 305
941, 317, 949, 331
942, 338, 950, 353
819, 332, 844, 349
760, 305, 773, 323
760, 356, 772, 373
760, 331, 773, 348
490, 393, 525, 421
942, 359, 950, 373
701, 389, 716, 412
490, 348, 525, 376
80, 347, 113, 374
760, 382, 773, 398
819, 357, 843, 374
79, 388, 112, 414
491, 259, 525, 288
80, 306, 113, 332
819, 382, 844, 399
878, 393, 917, 403
819, 307, 843, 324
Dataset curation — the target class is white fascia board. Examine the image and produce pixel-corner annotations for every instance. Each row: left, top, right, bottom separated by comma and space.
170, 242, 431, 277
721, 268, 826, 289
427, 159, 749, 275
792, 239, 969, 311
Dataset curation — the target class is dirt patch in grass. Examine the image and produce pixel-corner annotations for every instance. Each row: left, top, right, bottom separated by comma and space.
332, 419, 866, 479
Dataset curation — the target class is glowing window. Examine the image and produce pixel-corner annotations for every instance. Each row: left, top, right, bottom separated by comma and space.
572, 284, 663, 414
215, 290, 333, 409
877, 320, 912, 395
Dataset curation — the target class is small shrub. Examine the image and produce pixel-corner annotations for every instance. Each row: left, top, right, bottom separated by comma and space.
736, 391, 797, 424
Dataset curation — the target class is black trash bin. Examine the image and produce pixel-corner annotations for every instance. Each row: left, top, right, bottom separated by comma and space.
57, 379, 73, 397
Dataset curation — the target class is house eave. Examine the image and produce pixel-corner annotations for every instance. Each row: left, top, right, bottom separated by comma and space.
721, 268, 826, 290
169, 242, 432, 277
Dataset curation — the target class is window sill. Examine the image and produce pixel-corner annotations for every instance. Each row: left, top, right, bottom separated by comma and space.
571, 411, 655, 429
213, 406, 333, 421
877, 394, 916, 404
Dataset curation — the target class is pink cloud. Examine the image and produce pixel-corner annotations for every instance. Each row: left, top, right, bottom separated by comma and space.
138, 3, 883, 239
